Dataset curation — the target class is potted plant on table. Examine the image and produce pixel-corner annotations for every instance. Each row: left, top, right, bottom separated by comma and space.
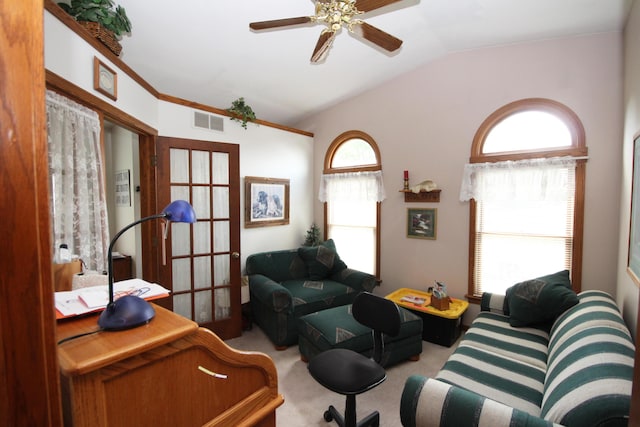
58, 0, 132, 56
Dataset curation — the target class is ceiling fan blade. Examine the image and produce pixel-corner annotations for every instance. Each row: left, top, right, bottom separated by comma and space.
355, 0, 404, 13
249, 16, 312, 30
311, 31, 336, 63
351, 21, 402, 52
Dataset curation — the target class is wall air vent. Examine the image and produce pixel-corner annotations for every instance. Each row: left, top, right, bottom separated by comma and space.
193, 111, 224, 132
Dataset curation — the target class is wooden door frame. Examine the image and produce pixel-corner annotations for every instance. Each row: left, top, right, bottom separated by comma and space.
45, 71, 161, 287
0, 1, 63, 425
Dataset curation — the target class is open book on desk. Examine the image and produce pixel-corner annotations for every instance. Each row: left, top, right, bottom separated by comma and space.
55, 278, 170, 319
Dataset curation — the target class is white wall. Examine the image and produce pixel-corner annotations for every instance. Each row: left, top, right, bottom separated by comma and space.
157, 102, 315, 269
45, 10, 315, 274
297, 33, 624, 318
44, 12, 159, 129
104, 124, 141, 276
617, 1, 640, 338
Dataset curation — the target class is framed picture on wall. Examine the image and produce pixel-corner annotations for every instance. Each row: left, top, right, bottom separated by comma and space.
628, 134, 640, 286
407, 208, 437, 240
115, 169, 131, 207
244, 176, 290, 228
93, 56, 117, 100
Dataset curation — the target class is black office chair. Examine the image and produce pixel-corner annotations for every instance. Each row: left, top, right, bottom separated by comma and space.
308, 292, 402, 427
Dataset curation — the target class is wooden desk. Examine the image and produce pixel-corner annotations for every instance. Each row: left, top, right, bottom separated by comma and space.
57, 305, 283, 426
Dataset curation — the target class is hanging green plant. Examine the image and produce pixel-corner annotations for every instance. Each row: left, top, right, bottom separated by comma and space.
227, 97, 256, 129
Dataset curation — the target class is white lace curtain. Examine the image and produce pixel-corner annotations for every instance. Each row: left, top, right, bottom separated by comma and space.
46, 90, 110, 271
459, 156, 578, 202
318, 171, 386, 202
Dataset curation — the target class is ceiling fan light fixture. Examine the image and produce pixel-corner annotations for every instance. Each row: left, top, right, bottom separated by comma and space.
249, 0, 404, 63
314, 0, 362, 32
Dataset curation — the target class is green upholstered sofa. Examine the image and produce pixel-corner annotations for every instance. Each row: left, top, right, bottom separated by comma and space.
400, 290, 635, 427
245, 241, 378, 348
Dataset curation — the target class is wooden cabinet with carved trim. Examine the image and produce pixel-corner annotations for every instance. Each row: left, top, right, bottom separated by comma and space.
57, 304, 283, 427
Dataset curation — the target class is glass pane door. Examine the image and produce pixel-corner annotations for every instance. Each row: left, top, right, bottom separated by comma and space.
157, 137, 241, 339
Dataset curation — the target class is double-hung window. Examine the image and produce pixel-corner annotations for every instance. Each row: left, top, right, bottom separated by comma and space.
320, 131, 384, 277
462, 99, 587, 300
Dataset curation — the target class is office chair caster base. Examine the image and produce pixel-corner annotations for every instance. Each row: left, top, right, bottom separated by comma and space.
322, 404, 380, 427
324, 410, 333, 422
324, 405, 342, 424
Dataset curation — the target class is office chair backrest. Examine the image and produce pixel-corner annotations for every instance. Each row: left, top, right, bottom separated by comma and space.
352, 292, 402, 364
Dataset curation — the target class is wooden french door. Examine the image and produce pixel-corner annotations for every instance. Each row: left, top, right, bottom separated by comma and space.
157, 137, 241, 339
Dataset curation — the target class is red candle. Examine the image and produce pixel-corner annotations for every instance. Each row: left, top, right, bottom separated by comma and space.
404, 170, 409, 180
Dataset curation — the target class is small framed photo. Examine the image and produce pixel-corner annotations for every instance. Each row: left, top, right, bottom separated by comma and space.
407, 208, 437, 239
245, 176, 290, 228
93, 56, 117, 100
115, 169, 131, 207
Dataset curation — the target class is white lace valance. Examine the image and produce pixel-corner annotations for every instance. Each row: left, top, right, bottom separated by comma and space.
459, 156, 578, 202
318, 170, 386, 203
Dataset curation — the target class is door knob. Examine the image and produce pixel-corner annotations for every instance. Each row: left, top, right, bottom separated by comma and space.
232, 252, 240, 259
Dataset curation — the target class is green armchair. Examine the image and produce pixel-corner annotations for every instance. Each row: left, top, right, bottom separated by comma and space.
245, 240, 378, 348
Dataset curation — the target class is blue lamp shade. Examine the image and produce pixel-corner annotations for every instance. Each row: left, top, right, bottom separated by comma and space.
163, 199, 197, 223
97, 200, 196, 331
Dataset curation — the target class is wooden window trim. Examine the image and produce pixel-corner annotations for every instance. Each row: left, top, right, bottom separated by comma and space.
323, 130, 382, 173
323, 130, 382, 278
467, 98, 587, 303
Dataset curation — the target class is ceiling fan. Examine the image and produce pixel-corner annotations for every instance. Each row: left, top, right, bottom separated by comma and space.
249, 0, 404, 63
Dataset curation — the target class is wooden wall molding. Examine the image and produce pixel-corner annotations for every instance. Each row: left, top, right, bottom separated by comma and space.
44, 0, 313, 138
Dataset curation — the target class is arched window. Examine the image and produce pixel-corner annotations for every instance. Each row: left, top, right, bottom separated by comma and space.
321, 130, 384, 277
462, 98, 587, 300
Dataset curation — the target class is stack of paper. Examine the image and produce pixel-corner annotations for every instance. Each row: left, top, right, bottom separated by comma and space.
55, 278, 170, 319
400, 294, 427, 305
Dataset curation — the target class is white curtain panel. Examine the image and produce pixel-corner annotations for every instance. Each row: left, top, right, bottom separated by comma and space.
459, 157, 578, 202
46, 90, 109, 271
318, 170, 386, 202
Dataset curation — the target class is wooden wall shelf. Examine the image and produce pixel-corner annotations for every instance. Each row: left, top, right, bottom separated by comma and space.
400, 189, 441, 203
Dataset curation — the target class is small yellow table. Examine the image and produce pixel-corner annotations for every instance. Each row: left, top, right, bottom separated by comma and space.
386, 287, 469, 346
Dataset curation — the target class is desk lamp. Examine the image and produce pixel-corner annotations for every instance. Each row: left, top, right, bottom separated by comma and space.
98, 200, 196, 330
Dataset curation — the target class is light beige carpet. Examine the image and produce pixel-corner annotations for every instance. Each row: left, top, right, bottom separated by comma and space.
226, 326, 460, 427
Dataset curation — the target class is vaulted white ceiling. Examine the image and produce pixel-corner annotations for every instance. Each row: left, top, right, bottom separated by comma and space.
115, 0, 633, 126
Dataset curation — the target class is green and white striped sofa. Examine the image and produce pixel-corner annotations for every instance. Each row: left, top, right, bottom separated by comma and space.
400, 290, 635, 427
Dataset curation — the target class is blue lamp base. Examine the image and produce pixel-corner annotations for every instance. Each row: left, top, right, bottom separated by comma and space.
98, 295, 156, 330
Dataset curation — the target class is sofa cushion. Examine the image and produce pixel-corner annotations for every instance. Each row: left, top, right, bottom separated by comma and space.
506, 270, 578, 328
436, 344, 546, 416
297, 239, 347, 280
282, 279, 355, 317
460, 312, 549, 369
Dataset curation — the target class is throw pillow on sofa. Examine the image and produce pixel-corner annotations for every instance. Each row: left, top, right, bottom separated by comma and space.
505, 270, 578, 327
298, 239, 348, 280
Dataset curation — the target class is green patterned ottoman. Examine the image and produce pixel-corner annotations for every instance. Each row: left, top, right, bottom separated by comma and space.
298, 303, 423, 367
